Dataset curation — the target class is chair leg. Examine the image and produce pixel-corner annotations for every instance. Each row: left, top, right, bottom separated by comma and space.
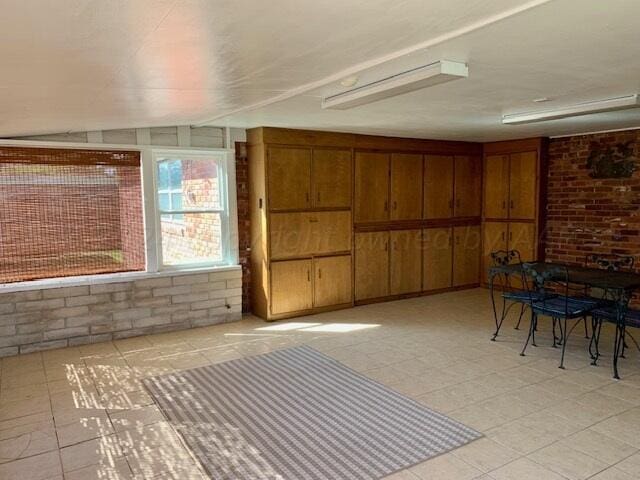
556, 317, 564, 346
559, 317, 569, 369
583, 316, 589, 339
590, 318, 603, 366
552, 318, 558, 348
514, 304, 526, 330
532, 313, 538, 347
520, 311, 536, 357
621, 333, 627, 359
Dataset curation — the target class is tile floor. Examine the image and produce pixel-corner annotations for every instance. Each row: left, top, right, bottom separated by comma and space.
1, 288, 639, 480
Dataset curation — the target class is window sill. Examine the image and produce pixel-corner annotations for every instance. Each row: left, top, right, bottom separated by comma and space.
0, 264, 241, 294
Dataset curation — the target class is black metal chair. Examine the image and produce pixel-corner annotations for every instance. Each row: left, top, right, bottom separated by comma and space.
586, 254, 637, 366
519, 263, 599, 369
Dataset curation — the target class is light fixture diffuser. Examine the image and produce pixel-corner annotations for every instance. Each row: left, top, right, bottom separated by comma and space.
503, 94, 640, 125
321, 60, 468, 110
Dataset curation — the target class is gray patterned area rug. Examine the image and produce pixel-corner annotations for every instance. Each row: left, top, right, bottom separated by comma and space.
143, 345, 481, 480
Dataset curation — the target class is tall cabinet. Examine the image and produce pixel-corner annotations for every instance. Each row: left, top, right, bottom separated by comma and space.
481, 138, 547, 285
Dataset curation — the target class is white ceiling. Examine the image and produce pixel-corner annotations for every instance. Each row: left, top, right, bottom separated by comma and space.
2, 0, 640, 141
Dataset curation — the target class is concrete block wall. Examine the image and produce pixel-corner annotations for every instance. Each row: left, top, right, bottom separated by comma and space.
0, 269, 242, 357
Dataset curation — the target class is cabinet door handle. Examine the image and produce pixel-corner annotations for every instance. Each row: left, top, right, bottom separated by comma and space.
307, 270, 311, 282
510, 200, 514, 210
384, 200, 388, 211
318, 268, 322, 279
509, 231, 513, 241
448, 199, 453, 209
501, 231, 505, 241
502, 200, 506, 210
384, 241, 388, 252
306, 192, 310, 204
317, 192, 321, 203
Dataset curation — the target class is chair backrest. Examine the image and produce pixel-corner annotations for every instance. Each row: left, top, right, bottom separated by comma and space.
585, 254, 635, 272
521, 262, 571, 315
491, 250, 522, 267
490, 250, 522, 288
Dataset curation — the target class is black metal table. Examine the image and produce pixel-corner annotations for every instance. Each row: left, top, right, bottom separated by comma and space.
488, 262, 640, 379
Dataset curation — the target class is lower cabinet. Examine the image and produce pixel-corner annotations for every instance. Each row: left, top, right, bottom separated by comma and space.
355, 231, 389, 301
270, 256, 353, 316
314, 255, 352, 307
390, 229, 422, 295
270, 259, 313, 315
482, 222, 508, 285
453, 225, 481, 286
423, 227, 453, 290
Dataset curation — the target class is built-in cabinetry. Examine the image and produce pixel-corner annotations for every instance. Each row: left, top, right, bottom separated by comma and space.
481, 139, 547, 285
248, 127, 542, 320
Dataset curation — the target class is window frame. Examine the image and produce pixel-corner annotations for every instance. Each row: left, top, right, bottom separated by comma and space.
0, 139, 239, 291
151, 148, 236, 270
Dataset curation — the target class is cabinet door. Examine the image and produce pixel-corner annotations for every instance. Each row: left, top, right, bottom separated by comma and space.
314, 255, 352, 307
453, 225, 481, 286
483, 155, 510, 219
354, 152, 390, 223
269, 213, 314, 259
390, 229, 422, 295
267, 147, 311, 210
390, 154, 423, 220
270, 259, 313, 315
482, 222, 508, 285
508, 222, 536, 262
509, 151, 537, 220
312, 211, 352, 255
312, 149, 352, 208
355, 231, 389, 300
423, 228, 453, 290
424, 155, 454, 219
454, 156, 482, 217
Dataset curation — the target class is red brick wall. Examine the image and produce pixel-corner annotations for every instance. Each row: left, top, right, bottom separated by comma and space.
235, 142, 251, 313
545, 129, 640, 278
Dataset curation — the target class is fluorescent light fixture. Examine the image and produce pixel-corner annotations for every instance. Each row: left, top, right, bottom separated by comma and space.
321, 60, 468, 110
503, 94, 640, 125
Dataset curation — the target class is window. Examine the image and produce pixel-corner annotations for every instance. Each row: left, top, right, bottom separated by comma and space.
0, 147, 145, 283
153, 151, 231, 267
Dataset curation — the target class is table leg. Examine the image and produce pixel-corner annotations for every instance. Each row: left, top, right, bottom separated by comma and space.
490, 274, 508, 341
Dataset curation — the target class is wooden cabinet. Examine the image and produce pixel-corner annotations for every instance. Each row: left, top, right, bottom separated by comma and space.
424, 155, 454, 219
355, 152, 389, 222
314, 256, 352, 307
355, 231, 389, 300
312, 149, 352, 208
454, 156, 482, 217
269, 212, 313, 259
423, 227, 453, 290
390, 229, 422, 295
270, 260, 313, 315
509, 152, 537, 220
453, 226, 481, 287
390, 154, 423, 220
483, 151, 537, 220
268, 147, 311, 210
508, 222, 536, 262
313, 211, 352, 255
483, 155, 510, 219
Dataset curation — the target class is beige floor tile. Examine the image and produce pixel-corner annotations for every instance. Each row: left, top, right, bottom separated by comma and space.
560, 429, 638, 465
109, 404, 165, 432
409, 453, 483, 480
64, 457, 134, 480
0, 450, 62, 480
614, 452, 640, 477
588, 467, 637, 480
56, 410, 114, 447
488, 457, 566, 480
60, 434, 123, 472
451, 438, 520, 473
528, 442, 608, 480
0, 423, 58, 463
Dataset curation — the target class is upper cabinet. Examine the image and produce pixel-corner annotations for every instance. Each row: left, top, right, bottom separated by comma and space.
268, 147, 312, 210
483, 155, 510, 219
268, 146, 352, 211
454, 156, 482, 217
355, 152, 390, 222
390, 154, 423, 220
424, 155, 481, 219
508, 151, 537, 220
312, 148, 352, 209
424, 155, 454, 219
483, 150, 537, 220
